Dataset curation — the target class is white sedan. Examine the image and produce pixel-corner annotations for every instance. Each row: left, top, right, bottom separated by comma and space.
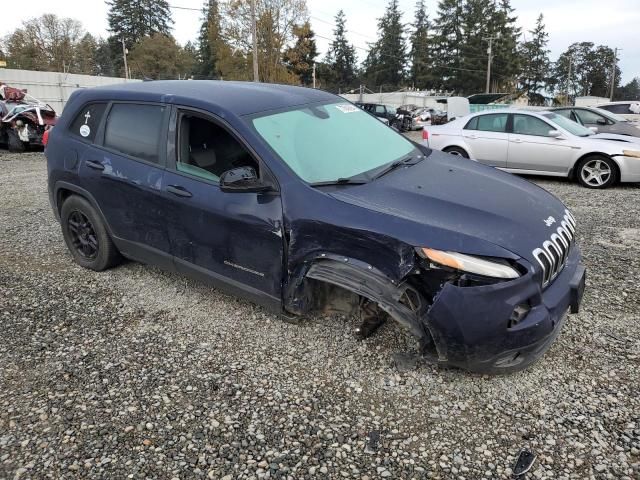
422, 109, 640, 188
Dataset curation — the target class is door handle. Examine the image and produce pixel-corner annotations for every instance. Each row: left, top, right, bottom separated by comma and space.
86, 160, 105, 171
511, 138, 523, 143
467, 134, 478, 139
167, 185, 193, 198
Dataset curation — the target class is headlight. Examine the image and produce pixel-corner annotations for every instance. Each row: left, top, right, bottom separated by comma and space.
418, 248, 520, 279
623, 150, 640, 159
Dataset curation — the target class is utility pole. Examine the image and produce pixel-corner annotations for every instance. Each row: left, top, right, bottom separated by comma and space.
566, 56, 573, 106
312, 63, 316, 89
250, 0, 259, 82
483, 35, 498, 93
610, 48, 620, 101
121, 38, 129, 80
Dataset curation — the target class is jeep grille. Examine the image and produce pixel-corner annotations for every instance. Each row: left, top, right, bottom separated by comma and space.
533, 210, 576, 287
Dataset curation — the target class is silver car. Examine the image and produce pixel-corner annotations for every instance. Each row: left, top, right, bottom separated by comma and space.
422, 109, 640, 189
552, 106, 640, 137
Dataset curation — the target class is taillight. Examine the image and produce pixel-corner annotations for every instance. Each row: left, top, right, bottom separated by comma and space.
422, 129, 429, 140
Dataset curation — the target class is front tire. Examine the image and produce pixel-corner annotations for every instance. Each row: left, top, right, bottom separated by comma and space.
443, 146, 469, 158
576, 155, 617, 189
7, 129, 25, 153
60, 196, 121, 271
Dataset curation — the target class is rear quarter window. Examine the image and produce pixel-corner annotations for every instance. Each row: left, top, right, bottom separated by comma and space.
103, 103, 166, 163
69, 103, 108, 142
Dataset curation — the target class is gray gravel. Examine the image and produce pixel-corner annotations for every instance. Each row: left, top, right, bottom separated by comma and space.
1, 148, 639, 480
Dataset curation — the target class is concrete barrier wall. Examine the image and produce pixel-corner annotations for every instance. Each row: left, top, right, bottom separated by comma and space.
0, 68, 141, 113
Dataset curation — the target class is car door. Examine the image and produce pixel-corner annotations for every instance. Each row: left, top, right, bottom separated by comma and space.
461, 113, 509, 167
78, 101, 174, 269
162, 106, 284, 308
507, 114, 574, 173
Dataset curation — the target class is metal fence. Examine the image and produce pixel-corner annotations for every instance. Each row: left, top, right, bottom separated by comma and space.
340, 92, 451, 109
0, 68, 141, 113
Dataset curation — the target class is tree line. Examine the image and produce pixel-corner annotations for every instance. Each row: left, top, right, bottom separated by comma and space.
0, 0, 638, 104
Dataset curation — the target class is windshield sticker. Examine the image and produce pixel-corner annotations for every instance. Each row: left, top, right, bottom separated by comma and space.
79, 125, 91, 137
335, 104, 359, 114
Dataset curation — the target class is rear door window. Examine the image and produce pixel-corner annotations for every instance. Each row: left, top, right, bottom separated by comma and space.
70, 103, 108, 142
512, 114, 554, 137
103, 103, 166, 164
472, 113, 508, 133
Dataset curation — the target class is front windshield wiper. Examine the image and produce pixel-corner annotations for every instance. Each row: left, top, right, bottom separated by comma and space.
310, 177, 369, 187
371, 155, 423, 180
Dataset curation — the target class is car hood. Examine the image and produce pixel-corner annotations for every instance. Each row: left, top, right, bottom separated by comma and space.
590, 132, 640, 144
327, 151, 571, 265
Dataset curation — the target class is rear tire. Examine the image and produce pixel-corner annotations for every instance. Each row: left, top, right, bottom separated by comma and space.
443, 146, 469, 158
7, 129, 25, 153
576, 155, 617, 189
60, 196, 121, 271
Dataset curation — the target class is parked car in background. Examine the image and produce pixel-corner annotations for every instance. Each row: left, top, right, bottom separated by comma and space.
593, 101, 640, 122
552, 106, 640, 137
46, 81, 586, 374
355, 102, 397, 123
0, 83, 57, 152
422, 109, 640, 188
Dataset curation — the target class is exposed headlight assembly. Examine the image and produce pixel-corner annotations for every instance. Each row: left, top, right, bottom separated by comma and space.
418, 247, 520, 279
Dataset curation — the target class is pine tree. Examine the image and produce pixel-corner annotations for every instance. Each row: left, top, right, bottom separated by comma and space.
431, 0, 464, 92
489, 0, 521, 92
197, 0, 222, 78
325, 10, 357, 90
457, 0, 492, 94
284, 22, 318, 86
409, 0, 430, 89
518, 14, 550, 105
107, 0, 173, 48
364, 0, 407, 90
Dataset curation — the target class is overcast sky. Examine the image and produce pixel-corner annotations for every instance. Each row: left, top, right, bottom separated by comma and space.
1, 0, 638, 83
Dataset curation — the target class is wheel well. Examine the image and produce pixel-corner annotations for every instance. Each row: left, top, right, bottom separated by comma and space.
56, 188, 76, 215
442, 145, 467, 154
572, 152, 620, 180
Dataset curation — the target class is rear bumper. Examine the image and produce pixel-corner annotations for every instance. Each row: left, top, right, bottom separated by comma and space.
423, 246, 585, 373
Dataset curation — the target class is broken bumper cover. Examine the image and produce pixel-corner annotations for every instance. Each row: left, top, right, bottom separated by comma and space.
424, 246, 585, 372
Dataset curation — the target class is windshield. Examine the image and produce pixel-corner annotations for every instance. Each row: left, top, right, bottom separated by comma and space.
592, 107, 628, 123
251, 101, 416, 183
543, 112, 593, 137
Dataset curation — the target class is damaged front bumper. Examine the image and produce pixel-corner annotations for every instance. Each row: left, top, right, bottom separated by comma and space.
424, 246, 585, 373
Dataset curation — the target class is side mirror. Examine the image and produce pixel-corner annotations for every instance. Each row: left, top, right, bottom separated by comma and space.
596, 118, 607, 126
549, 129, 564, 139
588, 126, 598, 134
219, 166, 271, 193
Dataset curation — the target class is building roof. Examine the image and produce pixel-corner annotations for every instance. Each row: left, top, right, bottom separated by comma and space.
84, 80, 337, 116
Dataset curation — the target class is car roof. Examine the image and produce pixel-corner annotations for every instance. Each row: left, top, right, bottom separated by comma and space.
78, 80, 337, 116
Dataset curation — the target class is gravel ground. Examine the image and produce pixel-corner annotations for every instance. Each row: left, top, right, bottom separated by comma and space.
1, 147, 639, 480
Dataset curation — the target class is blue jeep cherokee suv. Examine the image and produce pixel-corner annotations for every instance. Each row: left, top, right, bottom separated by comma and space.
46, 81, 586, 373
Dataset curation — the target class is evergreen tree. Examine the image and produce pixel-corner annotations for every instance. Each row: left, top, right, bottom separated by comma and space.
107, 0, 173, 48
284, 21, 318, 85
364, 0, 407, 90
197, 0, 222, 78
325, 10, 357, 90
94, 38, 116, 76
74, 33, 99, 75
409, 0, 430, 89
518, 14, 550, 105
617, 77, 640, 101
489, 0, 521, 92
457, 0, 493, 94
431, 0, 464, 92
